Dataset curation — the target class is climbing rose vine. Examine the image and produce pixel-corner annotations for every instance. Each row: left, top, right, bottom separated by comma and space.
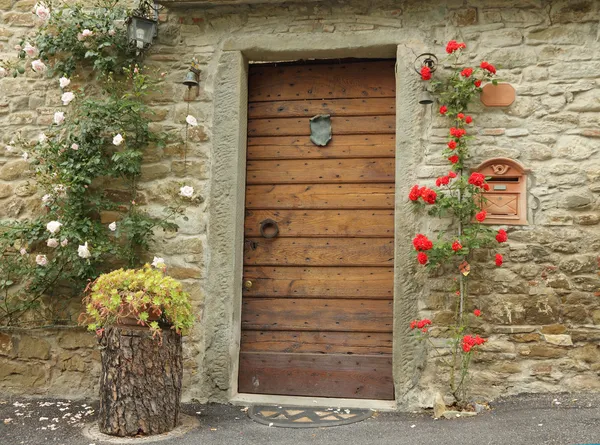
409, 40, 509, 404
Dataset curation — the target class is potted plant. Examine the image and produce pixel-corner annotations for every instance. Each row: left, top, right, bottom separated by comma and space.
82, 262, 194, 437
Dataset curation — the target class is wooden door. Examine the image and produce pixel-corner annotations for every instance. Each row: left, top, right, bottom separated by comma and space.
239, 60, 396, 400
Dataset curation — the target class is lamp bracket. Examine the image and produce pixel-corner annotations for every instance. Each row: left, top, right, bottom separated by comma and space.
413, 53, 438, 76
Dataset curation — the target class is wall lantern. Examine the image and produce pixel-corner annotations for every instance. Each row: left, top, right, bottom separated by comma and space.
126, 0, 160, 54
413, 53, 438, 105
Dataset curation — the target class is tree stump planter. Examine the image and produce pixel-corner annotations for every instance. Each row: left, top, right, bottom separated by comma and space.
98, 325, 183, 436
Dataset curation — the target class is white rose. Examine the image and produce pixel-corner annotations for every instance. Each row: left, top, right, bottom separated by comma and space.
47, 238, 59, 248
0, 67, 7, 79
71, 143, 79, 150
36, 255, 48, 266
112, 134, 124, 146
31, 59, 46, 73
5, 143, 14, 152
59, 77, 70, 89
24, 43, 37, 57
46, 220, 62, 234
179, 185, 194, 198
108, 29, 116, 36
41, 194, 52, 205
22, 152, 29, 161
20, 248, 27, 256
61, 92, 75, 105
78, 242, 91, 259
53, 111, 65, 125
38, 133, 47, 143
108, 222, 117, 232
60, 239, 68, 247
185, 115, 198, 126
151, 256, 165, 268
34, 3, 50, 20
81, 29, 93, 38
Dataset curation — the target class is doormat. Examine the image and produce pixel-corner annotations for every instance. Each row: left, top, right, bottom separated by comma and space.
248, 405, 373, 428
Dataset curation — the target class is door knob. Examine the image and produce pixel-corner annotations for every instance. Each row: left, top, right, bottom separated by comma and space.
243, 280, 253, 290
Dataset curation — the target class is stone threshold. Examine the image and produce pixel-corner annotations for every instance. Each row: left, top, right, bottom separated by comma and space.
231, 393, 398, 412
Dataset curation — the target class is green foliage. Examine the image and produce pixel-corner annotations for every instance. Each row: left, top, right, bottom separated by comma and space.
0, 1, 190, 327
30, 0, 135, 78
83, 265, 194, 336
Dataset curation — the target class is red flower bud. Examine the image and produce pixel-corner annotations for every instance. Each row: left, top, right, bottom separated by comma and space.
460, 68, 473, 77
448, 140, 457, 150
496, 229, 508, 243
475, 210, 487, 222
452, 241, 462, 252
421, 66, 432, 81
408, 184, 421, 201
474, 309, 481, 317
417, 251, 428, 265
457, 113, 465, 120
495, 253, 503, 266
480, 61, 496, 74
448, 155, 459, 164
474, 80, 482, 87
439, 105, 448, 115
448, 171, 457, 179
465, 115, 473, 124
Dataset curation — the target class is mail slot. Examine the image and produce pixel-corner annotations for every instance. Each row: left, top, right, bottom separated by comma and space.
472, 158, 530, 225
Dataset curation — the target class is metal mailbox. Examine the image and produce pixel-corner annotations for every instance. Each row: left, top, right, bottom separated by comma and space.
473, 158, 530, 225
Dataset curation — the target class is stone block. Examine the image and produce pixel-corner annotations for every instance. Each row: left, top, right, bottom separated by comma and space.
16, 336, 50, 360
0, 333, 13, 356
525, 345, 568, 359
0, 360, 46, 388
571, 344, 600, 364
567, 89, 600, 113
58, 352, 89, 372
171, 160, 209, 178
451, 8, 477, 27
550, 0, 598, 23
559, 254, 597, 274
57, 330, 97, 350
0, 160, 29, 181
480, 28, 522, 47
161, 236, 205, 255
555, 135, 597, 161
526, 23, 596, 45
0, 183, 13, 198
543, 334, 573, 346
512, 333, 541, 343
2, 11, 35, 27
140, 163, 171, 181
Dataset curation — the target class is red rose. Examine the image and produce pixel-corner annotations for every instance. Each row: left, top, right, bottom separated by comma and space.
474, 335, 486, 346
446, 40, 466, 54
439, 105, 448, 115
483, 183, 490, 191
468, 172, 486, 188
410, 320, 417, 330
465, 115, 473, 124
413, 234, 433, 251
495, 253, 503, 266
475, 210, 487, 222
421, 188, 437, 204
473, 309, 481, 317
408, 184, 421, 201
448, 171, 457, 179
480, 61, 496, 74
417, 318, 432, 329
448, 155, 459, 164
496, 229, 508, 243
450, 127, 466, 138
457, 113, 465, 120
447, 140, 457, 150
474, 80, 482, 87
462, 335, 475, 353
421, 66, 432, 81
452, 241, 462, 252
460, 68, 473, 77
417, 251, 428, 265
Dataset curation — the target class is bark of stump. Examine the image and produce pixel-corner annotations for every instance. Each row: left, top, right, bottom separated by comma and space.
98, 325, 183, 436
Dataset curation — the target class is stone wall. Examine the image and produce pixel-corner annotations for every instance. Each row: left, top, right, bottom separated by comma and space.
0, 327, 101, 398
1, 0, 599, 407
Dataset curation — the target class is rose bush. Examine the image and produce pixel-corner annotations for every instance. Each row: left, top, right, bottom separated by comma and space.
409, 40, 508, 403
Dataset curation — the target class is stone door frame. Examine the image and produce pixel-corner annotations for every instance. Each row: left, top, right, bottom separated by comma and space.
204, 36, 427, 410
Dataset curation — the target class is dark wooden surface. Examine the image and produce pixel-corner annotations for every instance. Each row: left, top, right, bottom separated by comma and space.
239, 60, 395, 400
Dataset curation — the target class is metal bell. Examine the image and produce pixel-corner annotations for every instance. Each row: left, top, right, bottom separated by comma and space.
182, 69, 199, 88
419, 89, 434, 105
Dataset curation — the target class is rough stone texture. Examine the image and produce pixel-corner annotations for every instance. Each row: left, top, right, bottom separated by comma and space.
1, 0, 600, 410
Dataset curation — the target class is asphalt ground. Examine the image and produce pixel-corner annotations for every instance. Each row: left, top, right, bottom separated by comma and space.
1, 392, 599, 445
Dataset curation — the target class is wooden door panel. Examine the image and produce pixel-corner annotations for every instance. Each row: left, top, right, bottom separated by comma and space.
245, 184, 395, 209
242, 298, 393, 332
238, 352, 394, 400
246, 159, 395, 184
242, 266, 394, 299
240, 60, 396, 400
248, 115, 395, 137
247, 135, 395, 160
248, 98, 395, 119
244, 210, 394, 237
244, 238, 394, 267
248, 61, 396, 102
241, 331, 393, 355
